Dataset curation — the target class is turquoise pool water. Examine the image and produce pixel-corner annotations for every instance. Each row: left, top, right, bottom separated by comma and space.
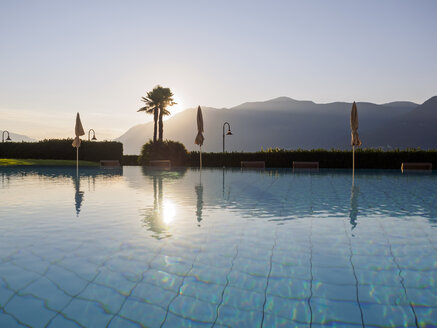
0, 167, 436, 328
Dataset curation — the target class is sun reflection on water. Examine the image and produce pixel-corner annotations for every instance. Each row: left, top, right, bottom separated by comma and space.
162, 199, 176, 225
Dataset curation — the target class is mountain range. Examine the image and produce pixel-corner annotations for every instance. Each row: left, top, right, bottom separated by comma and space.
117, 96, 437, 155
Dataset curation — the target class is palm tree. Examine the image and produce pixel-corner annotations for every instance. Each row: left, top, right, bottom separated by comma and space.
138, 86, 176, 143
138, 89, 160, 142
157, 87, 176, 142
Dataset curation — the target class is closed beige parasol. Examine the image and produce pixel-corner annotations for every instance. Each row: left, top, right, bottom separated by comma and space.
351, 102, 361, 147
195, 106, 204, 169
72, 112, 85, 172
350, 102, 361, 181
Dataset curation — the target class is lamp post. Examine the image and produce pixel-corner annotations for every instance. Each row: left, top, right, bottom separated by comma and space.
88, 129, 97, 141
222, 122, 232, 152
2, 130, 11, 143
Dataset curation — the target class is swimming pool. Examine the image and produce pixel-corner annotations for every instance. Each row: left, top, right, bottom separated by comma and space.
0, 167, 436, 327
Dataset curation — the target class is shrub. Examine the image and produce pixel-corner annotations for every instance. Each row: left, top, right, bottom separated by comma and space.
122, 155, 140, 166
139, 140, 188, 166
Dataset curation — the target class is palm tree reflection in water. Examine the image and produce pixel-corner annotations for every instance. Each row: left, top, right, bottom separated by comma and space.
141, 168, 187, 239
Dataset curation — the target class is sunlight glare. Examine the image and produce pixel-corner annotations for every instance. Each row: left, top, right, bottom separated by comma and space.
162, 199, 176, 225
169, 96, 184, 116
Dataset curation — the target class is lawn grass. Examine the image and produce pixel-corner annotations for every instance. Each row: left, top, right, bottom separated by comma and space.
0, 159, 99, 166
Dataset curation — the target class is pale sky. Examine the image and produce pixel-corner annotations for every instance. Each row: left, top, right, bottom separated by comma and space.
1, 0, 436, 140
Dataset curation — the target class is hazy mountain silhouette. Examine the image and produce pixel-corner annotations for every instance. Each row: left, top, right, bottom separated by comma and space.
0, 130, 35, 142
365, 96, 437, 149
116, 96, 435, 154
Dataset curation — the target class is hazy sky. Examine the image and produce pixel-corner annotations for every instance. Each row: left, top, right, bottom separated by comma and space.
1, 0, 436, 140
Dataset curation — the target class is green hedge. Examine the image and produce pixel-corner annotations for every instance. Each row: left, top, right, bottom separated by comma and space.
13, 143, 432, 168
187, 149, 437, 169
0, 139, 123, 162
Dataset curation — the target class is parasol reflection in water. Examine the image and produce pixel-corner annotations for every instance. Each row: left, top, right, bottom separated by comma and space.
73, 175, 84, 217
349, 184, 360, 232
73, 168, 123, 217
195, 184, 203, 223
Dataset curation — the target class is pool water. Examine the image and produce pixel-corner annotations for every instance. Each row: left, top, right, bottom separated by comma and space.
0, 167, 436, 328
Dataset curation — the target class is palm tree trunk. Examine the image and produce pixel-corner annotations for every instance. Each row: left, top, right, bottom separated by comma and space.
158, 106, 164, 141
153, 110, 158, 143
